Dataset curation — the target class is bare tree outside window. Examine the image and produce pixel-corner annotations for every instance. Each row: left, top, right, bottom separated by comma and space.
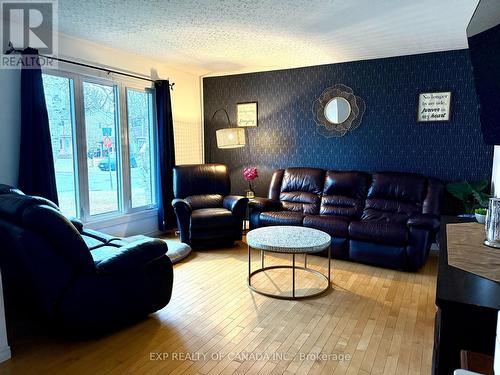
42, 74, 77, 217
127, 89, 155, 208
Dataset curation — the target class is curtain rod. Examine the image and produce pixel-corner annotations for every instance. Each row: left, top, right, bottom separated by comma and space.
4, 42, 175, 90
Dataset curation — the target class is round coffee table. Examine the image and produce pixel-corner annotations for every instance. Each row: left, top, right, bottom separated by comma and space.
246, 226, 332, 300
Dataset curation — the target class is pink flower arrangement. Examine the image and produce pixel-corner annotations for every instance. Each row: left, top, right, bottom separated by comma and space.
243, 167, 258, 181
243, 167, 258, 193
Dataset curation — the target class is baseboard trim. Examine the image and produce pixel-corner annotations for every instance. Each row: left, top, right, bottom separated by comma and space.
0, 345, 11, 363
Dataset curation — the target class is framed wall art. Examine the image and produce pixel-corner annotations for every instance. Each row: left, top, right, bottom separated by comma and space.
237, 102, 258, 127
417, 92, 452, 122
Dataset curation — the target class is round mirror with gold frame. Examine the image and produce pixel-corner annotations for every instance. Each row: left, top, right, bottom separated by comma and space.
312, 84, 366, 138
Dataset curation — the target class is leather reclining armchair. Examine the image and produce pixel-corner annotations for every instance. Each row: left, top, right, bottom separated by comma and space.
0, 185, 173, 335
172, 164, 248, 248
249, 168, 443, 270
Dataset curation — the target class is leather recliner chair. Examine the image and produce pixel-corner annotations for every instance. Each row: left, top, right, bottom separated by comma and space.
0, 185, 174, 335
172, 164, 248, 248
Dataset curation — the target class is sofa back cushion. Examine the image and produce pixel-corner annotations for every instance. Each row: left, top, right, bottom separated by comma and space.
279, 168, 325, 214
423, 178, 445, 215
173, 164, 230, 198
185, 194, 223, 210
268, 169, 285, 201
0, 184, 24, 195
0, 194, 95, 274
362, 172, 426, 223
0, 219, 76, 317
321, 171, 370, 218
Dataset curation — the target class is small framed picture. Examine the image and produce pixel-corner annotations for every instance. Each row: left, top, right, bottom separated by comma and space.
417, 92, 452, 122
237, 102, 258, 127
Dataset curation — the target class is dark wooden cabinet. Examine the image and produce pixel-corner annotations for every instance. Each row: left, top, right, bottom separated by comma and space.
467, 0, 500, 145
432, 217, 500, 374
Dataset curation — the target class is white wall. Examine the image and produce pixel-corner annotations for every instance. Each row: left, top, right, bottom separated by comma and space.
0, 33, 204, 236
0, 68, 21, 186
57, 34, 204, 165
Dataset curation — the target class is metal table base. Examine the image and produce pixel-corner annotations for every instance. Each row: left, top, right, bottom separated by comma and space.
247, 245, 331, 300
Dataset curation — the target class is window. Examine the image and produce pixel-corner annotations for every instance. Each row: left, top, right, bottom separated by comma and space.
43, 74, 78, 217
42, 70, 157, 221
83, 81, 120, 215
126, 89, 155, 208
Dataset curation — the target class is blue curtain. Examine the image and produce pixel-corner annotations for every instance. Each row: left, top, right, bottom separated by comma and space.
155, 80, 176, 231
18, 48, 59, 205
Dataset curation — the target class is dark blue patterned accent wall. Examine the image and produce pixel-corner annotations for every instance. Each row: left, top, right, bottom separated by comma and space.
203, 49, 493, 197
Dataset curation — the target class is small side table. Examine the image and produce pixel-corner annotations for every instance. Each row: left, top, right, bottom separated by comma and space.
243, 197, 259, 234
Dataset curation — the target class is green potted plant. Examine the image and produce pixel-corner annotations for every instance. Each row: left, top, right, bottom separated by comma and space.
446, 180, 490, 222
474, 207, 488, 224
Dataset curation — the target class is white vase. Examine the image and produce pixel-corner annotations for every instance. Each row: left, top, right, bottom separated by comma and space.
475, 213, 486, 224
485, 198, 500, 247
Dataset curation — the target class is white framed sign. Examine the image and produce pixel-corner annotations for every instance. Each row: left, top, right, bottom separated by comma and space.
237, 102, 258, 127
417, 92, 452, 122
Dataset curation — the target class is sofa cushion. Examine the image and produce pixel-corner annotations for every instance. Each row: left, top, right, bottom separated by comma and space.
320, 195, 364, 218
349, 221, 408, 246
278, 168, 325, 214
362, 199, 421, 224
368, 172, 426, 203
281, 168, 325, 195
362, 172, 425, 225
259, 211, 304, 226
323, 171, 370, 199
280, 192, 321, 215
185, 194, 223, 210
190, 208, 235, 229
83, 235, 108, 250
0, 184, 24, 195
91, 245, 123, 265
95, 239, 168, 274
0, 193, 59, 221
173, 164, 230, 198
423, 178, 444, 215
303, 215, 350, 237
320, 171, 369, 218
22, 204, 95, 274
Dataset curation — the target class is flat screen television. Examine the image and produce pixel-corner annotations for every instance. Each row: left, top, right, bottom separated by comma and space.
467, 0, 500, 145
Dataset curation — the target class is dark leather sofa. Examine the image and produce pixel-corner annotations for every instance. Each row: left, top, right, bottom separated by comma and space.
172, 164, 248, 248
249, 168, 444, 270
0, 185, 173, 335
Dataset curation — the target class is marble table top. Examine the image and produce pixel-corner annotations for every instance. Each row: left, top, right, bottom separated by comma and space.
246, 226, 331, 253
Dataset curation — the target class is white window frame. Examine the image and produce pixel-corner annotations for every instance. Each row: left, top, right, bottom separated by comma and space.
43, 62, 158, 224
124, 86, 157, 213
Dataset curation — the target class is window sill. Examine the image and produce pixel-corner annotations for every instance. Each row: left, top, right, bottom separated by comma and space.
83, 208, 158, 231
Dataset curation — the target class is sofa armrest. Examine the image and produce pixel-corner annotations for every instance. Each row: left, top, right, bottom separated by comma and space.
66, 215, 83, 233
172, 198, 192, 244
172, 198, 192, 213
223, 195, 248, 217
81, 228, 121, 243
96, 239, 168, 274
248, 197, 283, 212
407, 213, 440, 232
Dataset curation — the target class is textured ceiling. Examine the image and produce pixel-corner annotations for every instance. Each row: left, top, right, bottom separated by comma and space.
57, 0, 479, 76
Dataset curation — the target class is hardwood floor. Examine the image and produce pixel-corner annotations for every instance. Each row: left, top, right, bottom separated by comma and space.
0, 240, 438, 375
